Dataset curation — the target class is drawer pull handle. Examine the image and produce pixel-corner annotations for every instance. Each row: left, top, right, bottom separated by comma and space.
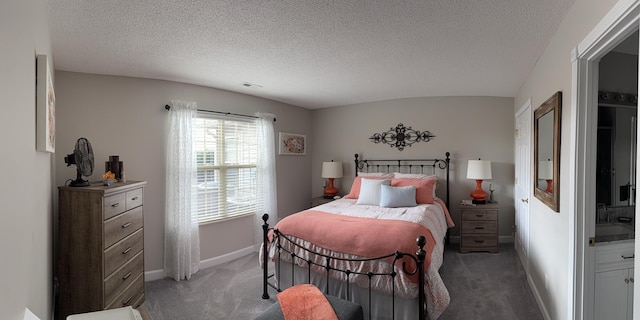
622, 254, 635, 259
122, 272, 132, 280
475, 214, 484, 218
474, 240, 485, 243
475, 227, 485, 230
111, 203, 120, 208
626, 278, 630, 284
131, 196, 139, 200
122, 222, 132, 228
122, 296, 133, 306
122, 247, 132, 255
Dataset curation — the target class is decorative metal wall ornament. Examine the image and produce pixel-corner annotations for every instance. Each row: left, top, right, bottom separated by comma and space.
369, 123, 435, 151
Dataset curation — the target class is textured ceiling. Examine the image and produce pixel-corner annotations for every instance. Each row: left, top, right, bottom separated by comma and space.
47, 0, 575, 109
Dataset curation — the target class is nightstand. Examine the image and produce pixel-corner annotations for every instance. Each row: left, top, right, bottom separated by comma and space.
311, 196, 335, 208
459, 202, 499, 253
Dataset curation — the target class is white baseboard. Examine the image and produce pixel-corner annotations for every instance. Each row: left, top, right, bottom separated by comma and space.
527, 273, 551, 320
144, 245, 256, 282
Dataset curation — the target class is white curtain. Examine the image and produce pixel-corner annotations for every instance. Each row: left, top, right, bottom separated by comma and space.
164, 100, 200, 281
255, 113, 277, 246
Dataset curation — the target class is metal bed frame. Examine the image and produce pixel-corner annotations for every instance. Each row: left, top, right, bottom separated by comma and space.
261, 152, 451, 320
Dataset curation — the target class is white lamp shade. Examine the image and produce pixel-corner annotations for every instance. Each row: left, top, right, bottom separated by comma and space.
538, 160, 553, 179
466, 160, 492, 180
322, 161, 343, 178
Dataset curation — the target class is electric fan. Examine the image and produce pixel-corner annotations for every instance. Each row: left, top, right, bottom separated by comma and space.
64, 137, 94, 187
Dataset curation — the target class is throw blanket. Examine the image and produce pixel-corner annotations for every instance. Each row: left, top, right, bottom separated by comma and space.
272, 210, 436, 283
278, 284, 338, 320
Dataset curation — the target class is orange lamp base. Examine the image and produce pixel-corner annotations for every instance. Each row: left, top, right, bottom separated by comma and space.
323, 178, 339, 198
470, 179, 488, 204
545, 180, 553, 193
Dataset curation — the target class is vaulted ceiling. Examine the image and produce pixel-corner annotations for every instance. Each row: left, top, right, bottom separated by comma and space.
47, 0, 576, 109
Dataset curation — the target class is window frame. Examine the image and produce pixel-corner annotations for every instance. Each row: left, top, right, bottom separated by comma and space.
193, 112, 259, 224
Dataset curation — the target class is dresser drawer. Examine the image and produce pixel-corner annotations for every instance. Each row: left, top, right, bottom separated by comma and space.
104, 192, 127, 220
104, 251, 144, 306
104, 229, 144, 277
461, 221, 498, 234
105, 273, 144, 310
126, 188, 143, 211
461, 235, 498, 248
461, 210, 498, 221
104, 206, 143, 248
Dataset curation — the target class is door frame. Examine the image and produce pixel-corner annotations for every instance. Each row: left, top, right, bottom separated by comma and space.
572, 2, 640, 319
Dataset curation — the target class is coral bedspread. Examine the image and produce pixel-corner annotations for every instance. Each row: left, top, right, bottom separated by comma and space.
270, 198, 453, 319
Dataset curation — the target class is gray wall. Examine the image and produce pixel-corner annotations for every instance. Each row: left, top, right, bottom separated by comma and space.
310, 96, 515, 240
0, 0, 53, 319
54, 72, 313, 272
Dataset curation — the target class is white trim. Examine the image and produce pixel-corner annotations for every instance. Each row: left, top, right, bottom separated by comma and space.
577, 0, 640, 58
573, 1, 640, 319
144, 246, 255, 282
515, 98, 532, 118
528, 273, 552, 320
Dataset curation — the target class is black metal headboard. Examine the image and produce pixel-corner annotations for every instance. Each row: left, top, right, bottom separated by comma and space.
354, 152, 451, 209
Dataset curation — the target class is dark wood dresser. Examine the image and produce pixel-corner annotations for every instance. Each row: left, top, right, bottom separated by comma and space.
56, 181, 146, 319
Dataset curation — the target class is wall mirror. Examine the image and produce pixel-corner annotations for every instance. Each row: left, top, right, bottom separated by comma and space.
534, 91, 562, 211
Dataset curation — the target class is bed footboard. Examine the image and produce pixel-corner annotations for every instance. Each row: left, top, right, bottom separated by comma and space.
261, 214, 427, 320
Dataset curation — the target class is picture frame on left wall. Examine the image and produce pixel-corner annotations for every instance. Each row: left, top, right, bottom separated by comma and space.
36, 54, 55, 153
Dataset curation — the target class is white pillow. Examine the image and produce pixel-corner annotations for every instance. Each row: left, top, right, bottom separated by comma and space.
356, 178, 391, 205
393, 173, 438, 180
379, 185, 417, 208
358, 172, 394, 179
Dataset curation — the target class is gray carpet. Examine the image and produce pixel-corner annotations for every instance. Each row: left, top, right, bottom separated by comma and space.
143, 243, 542, 319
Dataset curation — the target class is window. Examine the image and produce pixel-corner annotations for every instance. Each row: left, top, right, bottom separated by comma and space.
193, 113, 259, 223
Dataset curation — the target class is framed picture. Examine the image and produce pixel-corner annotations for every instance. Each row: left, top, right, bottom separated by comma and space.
36, 54, 55, 153
279, 132, 306, 155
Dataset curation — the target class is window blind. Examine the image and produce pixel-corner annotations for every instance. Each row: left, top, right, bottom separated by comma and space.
193, 113, 259, 223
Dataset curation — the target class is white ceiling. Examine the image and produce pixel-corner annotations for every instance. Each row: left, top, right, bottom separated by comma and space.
47, 0, 576, 109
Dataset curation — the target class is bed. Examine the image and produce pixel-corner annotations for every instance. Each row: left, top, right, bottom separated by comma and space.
261, 153, 453, 320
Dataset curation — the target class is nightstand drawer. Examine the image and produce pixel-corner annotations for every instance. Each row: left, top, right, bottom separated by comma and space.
461, 210, 497, 221
461, 235, 498, 248
461, 221, 497, 234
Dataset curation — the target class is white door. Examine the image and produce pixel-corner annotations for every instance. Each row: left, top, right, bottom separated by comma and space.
515, 100, 532, 271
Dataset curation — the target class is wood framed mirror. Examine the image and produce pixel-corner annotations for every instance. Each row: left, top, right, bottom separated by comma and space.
534, 91, 561, 212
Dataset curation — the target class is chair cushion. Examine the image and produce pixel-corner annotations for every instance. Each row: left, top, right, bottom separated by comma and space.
254, 293, 363, 320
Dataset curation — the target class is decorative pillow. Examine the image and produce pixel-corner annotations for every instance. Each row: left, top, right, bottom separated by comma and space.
356, 178, 391, 205
379, 185, 417, 208
391, 178, 437, 204
393, 174, 439, 198
344, 176, 387, 199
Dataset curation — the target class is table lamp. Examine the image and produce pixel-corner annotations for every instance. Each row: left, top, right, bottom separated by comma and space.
322, 161, 343, 199
538, 159, 553, 193
467, 159, 492, 204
